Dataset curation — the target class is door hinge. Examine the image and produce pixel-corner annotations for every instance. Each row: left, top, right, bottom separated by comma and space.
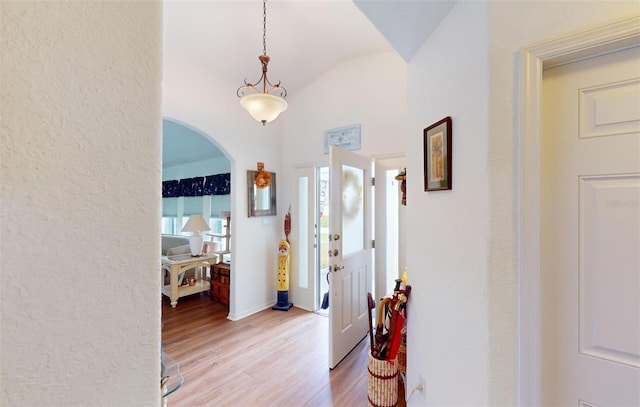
371, 239, 375, 249
371, 177, 375, 186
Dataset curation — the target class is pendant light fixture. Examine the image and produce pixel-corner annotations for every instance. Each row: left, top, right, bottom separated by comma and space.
237, 0, 287, 126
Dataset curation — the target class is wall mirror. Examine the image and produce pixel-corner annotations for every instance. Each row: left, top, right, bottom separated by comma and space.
247, 170, 277, 217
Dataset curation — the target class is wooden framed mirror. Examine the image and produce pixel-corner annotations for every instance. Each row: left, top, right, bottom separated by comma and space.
247, 170, 276, 217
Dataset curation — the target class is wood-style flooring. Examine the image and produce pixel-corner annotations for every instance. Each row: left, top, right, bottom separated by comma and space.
161, 293, 370, 407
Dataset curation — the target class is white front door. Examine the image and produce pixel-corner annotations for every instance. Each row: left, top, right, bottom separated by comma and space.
541, 45, 640, 406
328, 145, 372, 369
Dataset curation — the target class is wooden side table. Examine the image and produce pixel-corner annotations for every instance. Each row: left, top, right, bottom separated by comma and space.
161, 253, 217, 308
210, 262, 230, 306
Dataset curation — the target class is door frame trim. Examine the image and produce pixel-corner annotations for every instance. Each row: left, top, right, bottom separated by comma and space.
518, 15, 640, 406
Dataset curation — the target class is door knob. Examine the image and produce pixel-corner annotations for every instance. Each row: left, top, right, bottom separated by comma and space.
333, 249, 339, 257
333, 233, 341, 240
333, 264, 344, 272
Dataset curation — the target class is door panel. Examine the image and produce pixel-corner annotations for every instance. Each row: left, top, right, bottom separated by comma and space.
329, 146, 372, 369
340, 163, 365, 257
580, 175, 640, 368
541, 45, 640, 406
291, 166, 317, 311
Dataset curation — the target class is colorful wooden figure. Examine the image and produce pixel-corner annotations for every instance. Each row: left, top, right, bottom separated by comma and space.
272, 239, 293, 311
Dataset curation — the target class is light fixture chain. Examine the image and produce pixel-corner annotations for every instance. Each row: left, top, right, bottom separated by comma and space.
262, 0, 267, 56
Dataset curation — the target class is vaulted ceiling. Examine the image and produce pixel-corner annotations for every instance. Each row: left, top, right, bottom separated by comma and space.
162, 0, 456, 168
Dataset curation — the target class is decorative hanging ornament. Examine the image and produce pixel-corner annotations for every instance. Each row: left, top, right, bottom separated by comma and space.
255, 162, 272, 189
395, 168, 407, 206
284, 207, 291, 243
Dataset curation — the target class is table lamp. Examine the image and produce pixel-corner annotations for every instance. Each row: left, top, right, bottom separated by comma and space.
181, 215, 211, 256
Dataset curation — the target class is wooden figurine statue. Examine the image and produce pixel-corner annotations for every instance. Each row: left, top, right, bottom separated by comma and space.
272, 239, 293, 311
395, 168, 406, 206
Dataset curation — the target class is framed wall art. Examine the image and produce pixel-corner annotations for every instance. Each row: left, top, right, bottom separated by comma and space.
423, 116, 452, 191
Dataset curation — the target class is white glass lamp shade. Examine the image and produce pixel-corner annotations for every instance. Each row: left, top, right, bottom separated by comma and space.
240, 93, 288, 124
181, 215, 211, 256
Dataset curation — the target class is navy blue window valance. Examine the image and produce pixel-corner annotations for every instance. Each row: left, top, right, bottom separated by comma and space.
162, 180, 180, 198
204, 173, 230, 195
162, 173, 230, 198
179, 177, 204, 197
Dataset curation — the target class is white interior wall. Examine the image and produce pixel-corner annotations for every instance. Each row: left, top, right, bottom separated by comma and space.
405, 2, 491, 405
282, 51, 407, 169
280, 51, 407, 305
163, 52, 282, 320
0, 2, 161, 405
405, 1, 640, 406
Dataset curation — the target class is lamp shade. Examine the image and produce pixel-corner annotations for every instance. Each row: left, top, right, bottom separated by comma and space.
181, 215, 210, 233
181, 215, 210, 256
240, 93, 288, 124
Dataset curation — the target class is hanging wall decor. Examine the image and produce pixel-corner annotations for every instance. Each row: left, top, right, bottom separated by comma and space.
395, 168, 406, 205
254, 162, 272, 189
248, 166, 276, 217
423, 117, 452, 191
323, 124, 361, 154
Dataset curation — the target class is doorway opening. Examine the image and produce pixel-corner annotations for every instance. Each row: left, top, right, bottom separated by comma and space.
518, 16, 640, 405
292, 157, 406, 315
374, 156, 407, 302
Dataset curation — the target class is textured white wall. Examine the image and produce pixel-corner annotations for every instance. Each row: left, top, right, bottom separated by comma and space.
405, 2, 491, 405
0, 1, 162, 406
281, 51, 407, 165
405, 1, 640, 406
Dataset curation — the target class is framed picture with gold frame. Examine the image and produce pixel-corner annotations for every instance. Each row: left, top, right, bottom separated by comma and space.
423, 116, 452, 191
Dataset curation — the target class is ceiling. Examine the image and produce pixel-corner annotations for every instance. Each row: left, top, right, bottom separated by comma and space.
162, 0, 456, 168
162, 119, 225, 168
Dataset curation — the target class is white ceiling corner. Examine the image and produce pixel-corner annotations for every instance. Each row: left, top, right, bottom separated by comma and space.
354, 0, 456, 62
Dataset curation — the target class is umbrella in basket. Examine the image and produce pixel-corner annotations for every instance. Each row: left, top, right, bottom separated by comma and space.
367, 293, 375, 350
385, 289, 409, 362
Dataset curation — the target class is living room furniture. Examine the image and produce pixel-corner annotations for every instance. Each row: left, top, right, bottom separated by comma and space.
210, 262, 230, 306
180, 214, 211, 256
207, 211, 231, 261
161, 234, 190, 255
161, 253, 217, 308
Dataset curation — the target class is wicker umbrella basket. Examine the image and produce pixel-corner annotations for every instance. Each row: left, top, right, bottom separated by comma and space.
397, 330, 407, 376
367, 353, 398, 407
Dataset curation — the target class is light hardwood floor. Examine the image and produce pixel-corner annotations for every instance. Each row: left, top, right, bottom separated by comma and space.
161, 293, 371, 407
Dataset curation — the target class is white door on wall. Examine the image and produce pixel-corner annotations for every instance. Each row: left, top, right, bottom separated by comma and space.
541, 45, 640, 406
328, 145, 372, 369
